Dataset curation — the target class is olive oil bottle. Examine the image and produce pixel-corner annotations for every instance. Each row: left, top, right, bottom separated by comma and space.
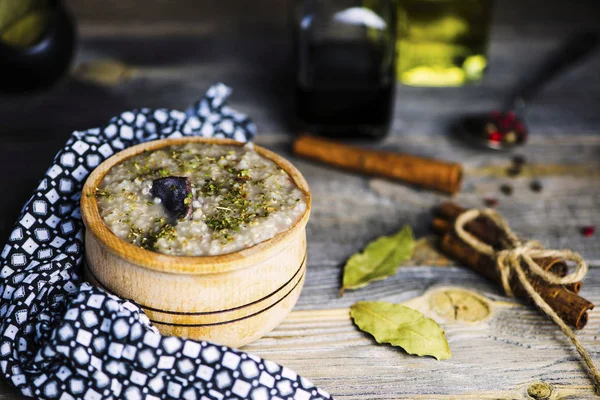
0, 0, 76, 91
294, 0, 397, 139
396, 0, 492, 86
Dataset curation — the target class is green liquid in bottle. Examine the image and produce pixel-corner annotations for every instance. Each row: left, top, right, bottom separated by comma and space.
0, 0, 50, 47
397, 0, 492, 86
0, 0, 76, 91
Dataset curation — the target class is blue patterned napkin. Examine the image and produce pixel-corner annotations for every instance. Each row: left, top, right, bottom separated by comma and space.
0, 84, 331, 400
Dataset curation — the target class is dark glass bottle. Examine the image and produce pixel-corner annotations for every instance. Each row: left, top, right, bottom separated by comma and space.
294, 0, 397, 140
0, 0, 76, 91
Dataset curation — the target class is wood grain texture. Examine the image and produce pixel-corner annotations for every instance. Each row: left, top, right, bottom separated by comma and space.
246, 285, 600, 399
1, 0, 600, 398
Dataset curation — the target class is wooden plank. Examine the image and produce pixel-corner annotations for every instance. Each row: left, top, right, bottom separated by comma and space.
246, 284, 600, 399
66, 0, 290, 32
0, 384, 22, 400
64, 0, 600, 37
1, 0, 599, 397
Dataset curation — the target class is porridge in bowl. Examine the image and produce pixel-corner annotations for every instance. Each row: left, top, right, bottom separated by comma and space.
93, 142, 307, 256
82, 138, 311, 345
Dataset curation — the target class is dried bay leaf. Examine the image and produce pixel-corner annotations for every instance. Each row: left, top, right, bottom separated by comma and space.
341, 225, 414, 294
350, 301, 451, 360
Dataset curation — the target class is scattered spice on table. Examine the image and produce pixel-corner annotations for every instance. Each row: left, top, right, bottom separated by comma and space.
513, 155, 526, 167
506, 154, 526, 177
486, 111, 527, 146
500, 184, 513, 196
506, 166, 521, 177
581, 226, 595, 237
530, 180, 543, 193
483, 197, 499, 208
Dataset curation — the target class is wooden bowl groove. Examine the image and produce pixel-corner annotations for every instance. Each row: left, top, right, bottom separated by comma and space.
81, 137, 311, 347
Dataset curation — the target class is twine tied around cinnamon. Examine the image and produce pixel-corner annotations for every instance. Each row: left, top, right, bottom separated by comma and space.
455, 208, 600, 394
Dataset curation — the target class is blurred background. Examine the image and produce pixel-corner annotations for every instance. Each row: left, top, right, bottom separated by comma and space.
0, 0, 599, 243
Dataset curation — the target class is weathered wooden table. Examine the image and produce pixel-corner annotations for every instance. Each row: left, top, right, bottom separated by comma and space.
1, 0, 600, 398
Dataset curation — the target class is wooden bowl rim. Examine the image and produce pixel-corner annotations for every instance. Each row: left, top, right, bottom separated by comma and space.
81, 137, 311, 275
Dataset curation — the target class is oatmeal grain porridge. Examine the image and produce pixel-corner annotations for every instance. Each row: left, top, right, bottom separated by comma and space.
93, 142, 307, 256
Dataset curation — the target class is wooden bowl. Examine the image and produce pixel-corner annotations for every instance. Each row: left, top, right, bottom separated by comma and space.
81, 137, 311, 347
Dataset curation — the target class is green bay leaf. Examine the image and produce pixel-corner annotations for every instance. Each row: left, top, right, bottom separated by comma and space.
341, 225, 414, 294
350, 301, 451, 360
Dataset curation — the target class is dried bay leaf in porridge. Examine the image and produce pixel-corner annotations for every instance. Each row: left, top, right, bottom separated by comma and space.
350, 301, 451, 360
341, 225, 414, 294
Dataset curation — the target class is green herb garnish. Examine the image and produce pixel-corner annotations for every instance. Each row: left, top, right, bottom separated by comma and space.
201, 179, 221, 196
91, 188, 112, 199
157, 168, 171, 178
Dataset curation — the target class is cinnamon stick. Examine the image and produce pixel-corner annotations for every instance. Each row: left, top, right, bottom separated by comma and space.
432, 216, 571, 283
434, 220, 580, 294
432, 217, 452, 234
293, 135, 463, 194
436, 202, 568, 278
440, 233, 592, 328
437, 202, 507, 249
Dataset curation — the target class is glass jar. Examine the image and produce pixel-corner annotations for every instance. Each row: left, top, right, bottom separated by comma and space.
294, 0, 397, 140
0, 0, 76, 91
396, 0, 493, 86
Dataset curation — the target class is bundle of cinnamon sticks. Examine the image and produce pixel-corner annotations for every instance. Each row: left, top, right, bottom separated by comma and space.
433, 202, 593, 329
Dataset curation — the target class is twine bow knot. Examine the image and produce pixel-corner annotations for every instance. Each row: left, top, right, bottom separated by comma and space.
454, 208, 600, 393
455, 208, 588, 297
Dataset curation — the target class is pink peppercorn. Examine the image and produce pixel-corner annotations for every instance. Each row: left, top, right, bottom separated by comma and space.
489, 131, 502, 143
581, 226, 595, 237
484, 198, 499, 207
